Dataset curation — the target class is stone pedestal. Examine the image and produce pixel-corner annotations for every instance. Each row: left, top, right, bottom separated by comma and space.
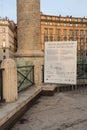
1, 59, 18, 102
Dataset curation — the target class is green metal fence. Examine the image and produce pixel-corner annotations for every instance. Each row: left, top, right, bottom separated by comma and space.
17, 66, 34, 92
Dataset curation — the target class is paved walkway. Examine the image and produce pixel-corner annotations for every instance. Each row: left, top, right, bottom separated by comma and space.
11, 89, 87, 130
0, 86, 42, 127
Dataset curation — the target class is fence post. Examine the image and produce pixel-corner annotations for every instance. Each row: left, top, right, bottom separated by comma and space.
1, 58, 18, 102
0, 69, 3, 101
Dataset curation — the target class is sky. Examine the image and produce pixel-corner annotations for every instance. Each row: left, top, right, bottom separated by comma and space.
0, 0, 87, 23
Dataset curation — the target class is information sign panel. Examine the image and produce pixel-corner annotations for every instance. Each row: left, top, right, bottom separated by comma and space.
44, 41, 77, 84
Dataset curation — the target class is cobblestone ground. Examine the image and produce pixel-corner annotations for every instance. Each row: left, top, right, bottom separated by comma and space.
11, 88, 87, 130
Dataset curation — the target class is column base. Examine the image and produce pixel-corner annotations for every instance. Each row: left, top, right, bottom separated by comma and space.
15, 50, 44, 57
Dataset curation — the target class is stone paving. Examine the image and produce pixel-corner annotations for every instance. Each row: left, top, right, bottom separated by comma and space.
11, 88, 87, 130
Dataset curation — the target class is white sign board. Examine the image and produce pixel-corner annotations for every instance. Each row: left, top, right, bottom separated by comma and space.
44, 41, 77, 84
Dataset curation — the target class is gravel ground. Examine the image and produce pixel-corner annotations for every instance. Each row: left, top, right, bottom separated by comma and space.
11, 88, 87, 130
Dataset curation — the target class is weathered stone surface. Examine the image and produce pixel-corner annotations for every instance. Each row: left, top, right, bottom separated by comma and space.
16, 0, 42, 56
1, 58, 18, 102
11, 90, 87, 130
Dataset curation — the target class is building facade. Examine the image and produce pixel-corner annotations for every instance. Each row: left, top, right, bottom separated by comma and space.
41, 14, 87, 50
41, 14, 87, 78
0, 17, 17, 61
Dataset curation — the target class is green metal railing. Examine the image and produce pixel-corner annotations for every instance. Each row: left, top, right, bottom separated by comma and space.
42, 65, 44, 83
17, 66, 34, 92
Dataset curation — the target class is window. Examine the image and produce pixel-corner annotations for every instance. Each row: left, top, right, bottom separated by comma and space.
69, 30, 73, 37
2, 41, 6, 48
64, 23, 66, 26
3, 49, 6, 53
80, 19, 83, 22
44, 36, 48, 42
50, 22, 52, 25
58, 23, 60, 26
70, 18, 72, 21
44, 28, 48, 42
85, 30, 87, 36
45, 22, 48, 25
80, 38, 84, 44
86, 38, 87, 43
76, 19, 78, 22
80, 30, 84, 37
2, 28, 5, 33
57, 29, 61, 40
44, 28, 48, 36
64, 18, 66, 21
69, 30, 73, 40
2, 21, 5, 24
3, 55, 6, 59
76, 30, 78, 36
49, 29, 53, 35
50, 17, 52, 20
58, 29, 60, 37
49, 29, 53, 41
50, 36, 53, 41
63, 30, 67, 37
75, 30, 78, 41
58, 18, 60, 22
45, 16, 47, 20
70, 24, 72, 26
64, 30, 67, 41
